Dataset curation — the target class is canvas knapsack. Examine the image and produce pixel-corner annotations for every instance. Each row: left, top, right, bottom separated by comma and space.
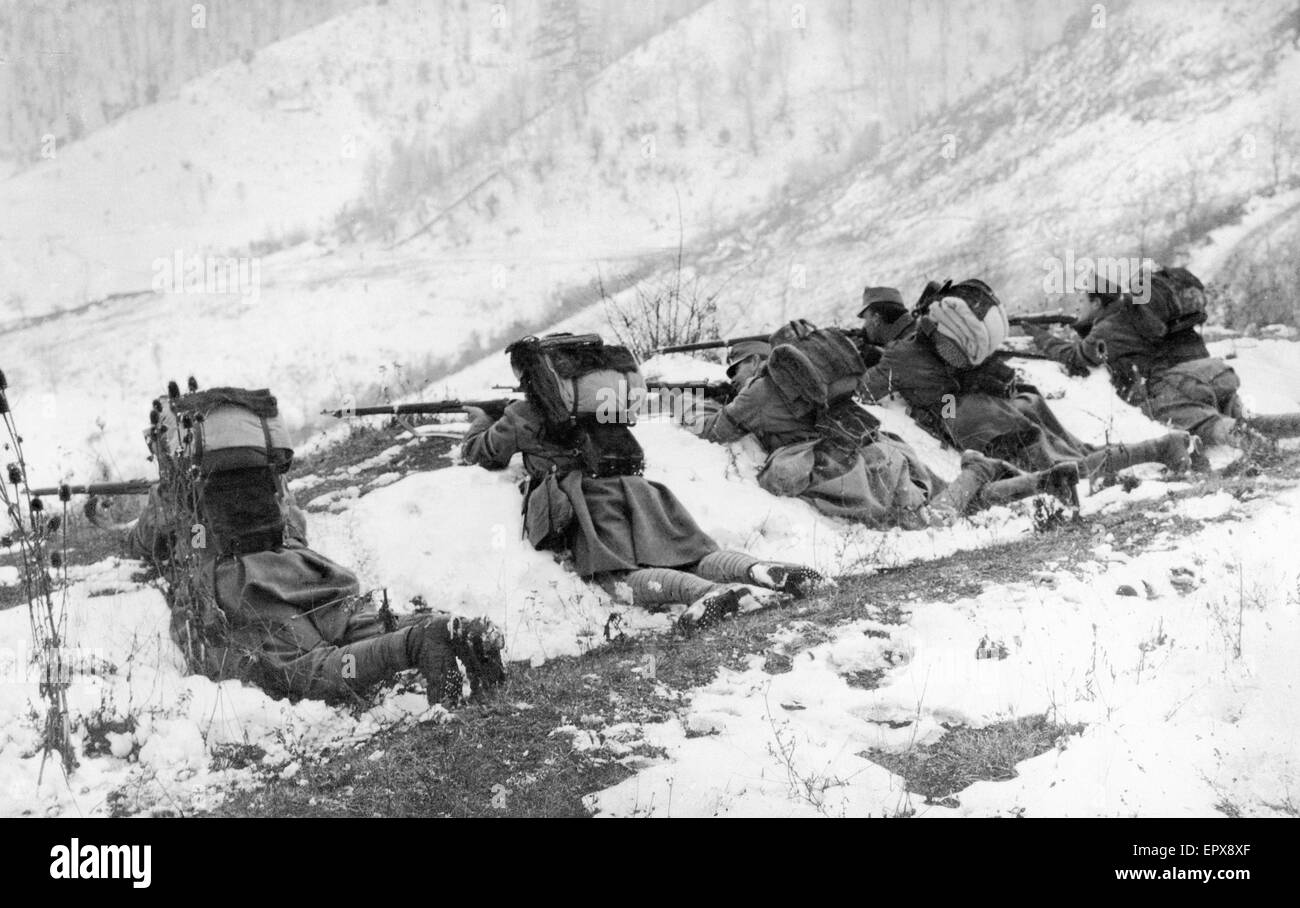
765, 324, 866, 412
1133, 268, 1208, 339
150, 385, 294, 559
506, 334, 647, 478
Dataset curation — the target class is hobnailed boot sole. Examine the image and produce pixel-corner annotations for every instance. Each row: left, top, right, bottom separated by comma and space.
677, 586, 746, 634
754, 564, 824, 599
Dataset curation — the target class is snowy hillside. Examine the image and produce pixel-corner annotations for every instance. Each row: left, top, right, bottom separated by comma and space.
0, 0, 1088, 483
444, 0, 1300, 358
0, 0, 369, 176
3, 342, 1299, 816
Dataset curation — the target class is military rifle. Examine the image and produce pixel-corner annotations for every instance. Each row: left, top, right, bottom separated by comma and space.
655, 333, 769, 354
26, 479, 153, 499
1008, 312, 1077, 328
645, 380, 736, 405
996, 349, 1065, 363
322, 398, 517, 419
496, 381, 736, 405
656, 327, 869, 355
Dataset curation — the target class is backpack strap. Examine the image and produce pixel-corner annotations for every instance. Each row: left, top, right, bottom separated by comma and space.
258, 414, 275, 464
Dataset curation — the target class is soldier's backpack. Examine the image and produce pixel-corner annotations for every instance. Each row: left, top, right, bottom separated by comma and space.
764, 322, 880, 468
506, 334, 647, 478
1134, 268, 1208, 339
915, 278, 1010, 369
765, 322, 866, 412
151, 385, 295, 559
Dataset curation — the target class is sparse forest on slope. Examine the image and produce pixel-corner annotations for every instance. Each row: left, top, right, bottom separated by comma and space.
0, 0, 368, 174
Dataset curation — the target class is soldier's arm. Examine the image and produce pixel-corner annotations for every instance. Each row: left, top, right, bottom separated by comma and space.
693, 382, 764, 443
124, 485, 167, 562
1025, 325, 1105, 372
693, 402, 748, 443
461, 402, 531, 469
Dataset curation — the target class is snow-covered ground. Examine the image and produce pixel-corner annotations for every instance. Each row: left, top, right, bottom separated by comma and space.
0, 558, 448, 818
3, 340, 1297, 816
587, 484, 1300, 817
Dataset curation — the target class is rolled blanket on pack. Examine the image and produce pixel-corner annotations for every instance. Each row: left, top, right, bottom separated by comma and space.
927, 296, 1009, 369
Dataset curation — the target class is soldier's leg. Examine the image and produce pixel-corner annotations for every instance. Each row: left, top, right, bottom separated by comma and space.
1143, 371, 1229, 445
928, 451, 1008, 522
979, 462, 1080, 509
1078, 431, 1192, 478
253, 612, 502, 706
694, 550, 823, 598
254, 617, 444, 703
618, 568, 721, 608
1247, 412, 1300, 438
607, 568, 748, 633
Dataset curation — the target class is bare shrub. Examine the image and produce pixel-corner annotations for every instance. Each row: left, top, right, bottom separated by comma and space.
600, 261, 721, 361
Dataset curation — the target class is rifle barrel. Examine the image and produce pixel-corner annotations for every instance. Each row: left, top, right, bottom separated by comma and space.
999, 349, 1060, 362
657, 327, 866, 356
26, 479, 153, 498
322, 398, 516, 419
1009, 313, 1077, 327
646, 381, 728, 389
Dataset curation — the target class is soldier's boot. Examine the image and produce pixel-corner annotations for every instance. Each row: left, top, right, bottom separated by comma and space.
407, 615, 464, 706
978, 461, 1081, 510
447, 616, 506, 699
1246, 412, 1300, 439
1080, 431, 1192, 478
928, 450, 1014, 525
676, 585, 747, 634
695, 550, 823, 599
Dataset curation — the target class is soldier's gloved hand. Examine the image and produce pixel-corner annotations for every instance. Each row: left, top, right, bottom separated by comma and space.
461, 407, 499, 436
1081, 336, 1107, 365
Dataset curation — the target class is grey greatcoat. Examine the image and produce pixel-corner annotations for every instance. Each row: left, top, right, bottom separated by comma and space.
462, 400, 718, 576
695, 371, 939, 528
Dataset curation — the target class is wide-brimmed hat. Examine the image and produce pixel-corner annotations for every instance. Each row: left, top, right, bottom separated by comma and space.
726, 340, 771, 377
857, 286, 905, 319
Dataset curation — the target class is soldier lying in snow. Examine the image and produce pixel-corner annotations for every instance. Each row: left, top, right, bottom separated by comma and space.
858, 278, 1192, 479
855, 286, 918, 351
129, 385, 504, 706
460, 333, 823, 632
1024, 267, 1300, 453
691, 321, 1079, 529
